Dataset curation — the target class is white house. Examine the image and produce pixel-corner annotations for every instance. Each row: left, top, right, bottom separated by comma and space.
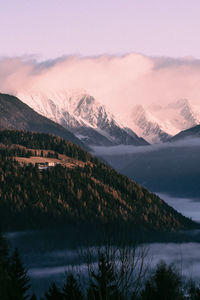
48, 162, 57, 167
37, 161, 57, 171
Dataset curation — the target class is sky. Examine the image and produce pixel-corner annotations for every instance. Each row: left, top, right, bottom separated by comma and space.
1, 0, 200, 118
1, 54, 200, 118
1, 0, 200, 59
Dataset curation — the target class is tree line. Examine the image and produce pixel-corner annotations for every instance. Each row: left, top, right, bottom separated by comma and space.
0, 130, 92, 162
0, 232, 200, 300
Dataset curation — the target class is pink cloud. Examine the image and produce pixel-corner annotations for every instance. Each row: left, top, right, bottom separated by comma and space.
0, 54, 200, 118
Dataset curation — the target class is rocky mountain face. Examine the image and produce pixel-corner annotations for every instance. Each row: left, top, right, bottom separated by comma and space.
0, 93, 86, 149
129, 99, 200, 144
130, 105, 171, 144
5, 88, 199, 145
17, 92, 148, 146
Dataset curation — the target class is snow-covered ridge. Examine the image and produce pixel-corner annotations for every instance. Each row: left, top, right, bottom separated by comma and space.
129, 99, 200, 144
17, 91, 147, 146
16, 90, 199, 145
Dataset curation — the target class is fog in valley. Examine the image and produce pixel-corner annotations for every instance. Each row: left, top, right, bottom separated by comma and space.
93, 138, 200, 198
6, 138, 200, 297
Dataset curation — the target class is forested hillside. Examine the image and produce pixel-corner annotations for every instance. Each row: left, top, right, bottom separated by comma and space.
0, 130, 195, 231
0, 130, 91, 162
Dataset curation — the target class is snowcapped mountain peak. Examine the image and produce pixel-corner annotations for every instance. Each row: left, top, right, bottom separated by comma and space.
17, 91, 147, 146
128, 104, 170, 144
128, 98, 200, 143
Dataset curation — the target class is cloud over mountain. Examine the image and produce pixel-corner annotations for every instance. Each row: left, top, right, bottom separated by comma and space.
0, 54, 200, 119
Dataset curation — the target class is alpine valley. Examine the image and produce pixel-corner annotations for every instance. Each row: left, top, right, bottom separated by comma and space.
1, 91, 200, 299
3, 2, 200, 299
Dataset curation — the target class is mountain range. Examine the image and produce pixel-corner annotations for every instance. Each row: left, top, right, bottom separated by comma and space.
0, 91, 199, 231
1, 91, 200, 148
17, 91, 148, 146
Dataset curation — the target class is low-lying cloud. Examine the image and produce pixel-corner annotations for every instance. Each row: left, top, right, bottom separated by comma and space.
27, 243, 200, 282
92, 138, 200, 156
157, 193, 200, 222
0, 54, 200, 118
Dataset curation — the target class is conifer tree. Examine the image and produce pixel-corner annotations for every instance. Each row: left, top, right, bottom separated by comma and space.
140, 261, 185, 300
63, 273, 84, 300
87, 253, 123, 300
43, 282, 63, 300
8, 248, 31, 300
188, 282, 200, 300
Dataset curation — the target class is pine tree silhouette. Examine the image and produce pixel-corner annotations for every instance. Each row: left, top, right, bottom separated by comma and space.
8, 248, 31, 300
140, 261, 184, 300
43, 282, 63, 300
63, 273, 84, 300
87, 253, 123, 300
188, 282, 200, 300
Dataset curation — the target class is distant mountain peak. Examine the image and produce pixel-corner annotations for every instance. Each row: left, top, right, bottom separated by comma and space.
128, 99, 200, 144
129, 105, 170, 144
17, 91, 148, 146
